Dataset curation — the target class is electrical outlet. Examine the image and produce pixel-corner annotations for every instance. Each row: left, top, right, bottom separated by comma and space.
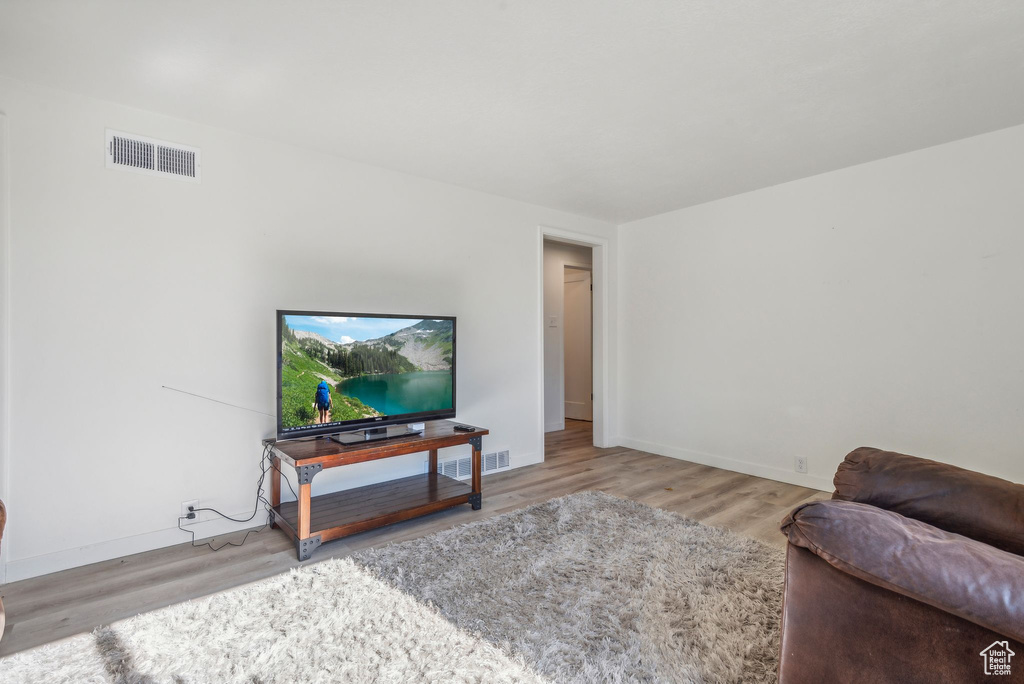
181, 499, 199, 525
795, 456, 808, 474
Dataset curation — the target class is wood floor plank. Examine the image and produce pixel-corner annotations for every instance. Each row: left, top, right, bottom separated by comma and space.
0, 420, 828, 657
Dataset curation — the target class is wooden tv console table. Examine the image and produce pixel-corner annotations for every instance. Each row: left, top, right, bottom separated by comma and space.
268, 421, 488, 560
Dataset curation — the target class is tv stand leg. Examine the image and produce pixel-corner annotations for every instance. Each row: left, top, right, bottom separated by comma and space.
429, 448, 438, 474
296, 534, 321, 561
270, 456, 281, 528
291, 463, 321, 560
298, 483, 311, 538
295, 492, 318, 560
469, 435, 482, 510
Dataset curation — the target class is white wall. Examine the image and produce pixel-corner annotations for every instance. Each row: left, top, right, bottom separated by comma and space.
542, 240, 592, 432
0, 112, 10, 585
0, 77, 616, 580
618, 123, 1024, 491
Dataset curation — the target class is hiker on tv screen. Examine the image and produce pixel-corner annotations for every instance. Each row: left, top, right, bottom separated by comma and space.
314, 380, 332, 424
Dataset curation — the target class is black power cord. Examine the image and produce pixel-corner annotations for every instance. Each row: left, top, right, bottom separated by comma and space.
176, 441, 291, 552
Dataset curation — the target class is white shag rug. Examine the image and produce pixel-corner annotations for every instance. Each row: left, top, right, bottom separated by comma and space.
0, 491, 784, 683
0, 557, 541, 684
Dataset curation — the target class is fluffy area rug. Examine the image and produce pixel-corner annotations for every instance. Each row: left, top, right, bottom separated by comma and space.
357, 491, 785, 683
0, 491, 785, 683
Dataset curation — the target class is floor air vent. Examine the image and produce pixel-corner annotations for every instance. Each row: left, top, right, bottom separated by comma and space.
106, 129, 201, 182
439, 450, 511, 480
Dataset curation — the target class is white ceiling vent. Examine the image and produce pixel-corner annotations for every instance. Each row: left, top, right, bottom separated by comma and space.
105, 129, 201, 182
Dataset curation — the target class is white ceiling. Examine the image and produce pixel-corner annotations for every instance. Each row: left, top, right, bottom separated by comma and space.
2, 1, 1023, 222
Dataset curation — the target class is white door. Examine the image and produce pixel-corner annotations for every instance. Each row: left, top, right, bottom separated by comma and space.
563, 268, 593, 421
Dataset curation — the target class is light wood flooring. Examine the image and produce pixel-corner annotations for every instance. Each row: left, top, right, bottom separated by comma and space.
0, 420, 827, 656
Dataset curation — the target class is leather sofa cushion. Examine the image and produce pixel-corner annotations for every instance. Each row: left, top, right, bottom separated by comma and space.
778, 544, 1022, 684
833, 446, 1024, 557
781, 500, 1024, 642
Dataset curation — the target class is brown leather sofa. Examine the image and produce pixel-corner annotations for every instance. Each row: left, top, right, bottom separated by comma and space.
779, 447, 1024, 683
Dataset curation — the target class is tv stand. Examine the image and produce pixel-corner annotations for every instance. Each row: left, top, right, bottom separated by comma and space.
328, 424, 420, 445
269, 420, 488, 561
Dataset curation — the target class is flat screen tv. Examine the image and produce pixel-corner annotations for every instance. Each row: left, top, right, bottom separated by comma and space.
276, 310, 456, 440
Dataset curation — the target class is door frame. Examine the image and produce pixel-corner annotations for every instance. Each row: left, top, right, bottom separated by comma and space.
537, 225, 611, 452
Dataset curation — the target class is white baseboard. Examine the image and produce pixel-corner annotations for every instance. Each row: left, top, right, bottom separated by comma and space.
617, 437, 834, 492
564, 401, 592, 421
513, 451, 542, 468
5, 511, 272, 583
544, 420, 565, 433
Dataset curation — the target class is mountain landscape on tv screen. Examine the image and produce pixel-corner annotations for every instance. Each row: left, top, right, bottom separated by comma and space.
280, 318, 453, 429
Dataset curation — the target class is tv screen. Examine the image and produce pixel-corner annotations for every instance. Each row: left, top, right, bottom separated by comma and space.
276, 311, 456, 439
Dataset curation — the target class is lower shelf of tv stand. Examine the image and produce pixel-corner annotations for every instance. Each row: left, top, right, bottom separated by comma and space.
272, 472, 474, 543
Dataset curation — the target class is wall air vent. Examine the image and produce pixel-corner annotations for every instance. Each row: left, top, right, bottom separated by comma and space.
438, 451, 511, 480
105, 129, 201, 182
440, 457, 472, 480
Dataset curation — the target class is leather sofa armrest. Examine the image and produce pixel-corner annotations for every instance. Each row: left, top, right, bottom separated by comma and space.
781, 500, 1024, 642
833, 446, 1024, 556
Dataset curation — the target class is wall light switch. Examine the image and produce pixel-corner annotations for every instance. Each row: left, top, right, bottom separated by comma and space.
547, 316, 558, 328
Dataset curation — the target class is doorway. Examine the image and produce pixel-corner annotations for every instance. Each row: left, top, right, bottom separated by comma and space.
542, 236, 595, 444
538, 226, 609, 454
